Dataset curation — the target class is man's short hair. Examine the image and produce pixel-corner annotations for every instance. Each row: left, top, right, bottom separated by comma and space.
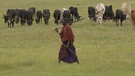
63, 18, 69, 23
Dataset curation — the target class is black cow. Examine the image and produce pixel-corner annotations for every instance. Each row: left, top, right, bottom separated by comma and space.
63, 10, 72, 25
15, 9, 20, 24
19, 9, 34, 26
69, 6, 80, 21
26, 10, 34, 26
28, 7, 36, 16
88, 6, 96, 22
43, 9, 50, 25
19, 9, 27, 25
3, 9, 16, 27
114, 9, 126, 26
35, 10, 42, 24
53, 9, 61, 24
103, 5, 115, 21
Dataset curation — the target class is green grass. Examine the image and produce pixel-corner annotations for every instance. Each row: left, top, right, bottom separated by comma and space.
0, 0, 135, 76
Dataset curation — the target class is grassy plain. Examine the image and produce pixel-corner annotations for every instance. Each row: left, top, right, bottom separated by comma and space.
0, 0, 135, 76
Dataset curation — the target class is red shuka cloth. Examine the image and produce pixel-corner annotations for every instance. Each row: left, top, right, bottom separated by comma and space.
60, 24, 75, 43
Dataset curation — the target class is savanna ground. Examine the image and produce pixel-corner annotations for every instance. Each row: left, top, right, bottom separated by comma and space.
0, 0, 135, 76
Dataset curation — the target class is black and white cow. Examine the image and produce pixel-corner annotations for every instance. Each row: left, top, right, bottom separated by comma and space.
114, 9, 126, 26
43, 9, 50, 25
88, 6, 96, 22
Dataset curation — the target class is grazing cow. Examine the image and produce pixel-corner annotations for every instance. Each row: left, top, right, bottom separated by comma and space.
35, 10, 42, 24
131, 10, 135, 27
88, 6, 96, 22
60, 8, 67, 22
103, 5, 115, 21
63, 9, 72, 25
3, 9, 16, 27
69, 6, 80, 21
114, 9, 126, 26
19, 9, 27, 25
95, 3, 105, 24
26, 10, 34, 26
121, 3, 132, 21
53, 9, 61, 24
60, 8, 73, 25
19, 9, 34, 26
15, 9, 20, 24
28, 7, 36, 16
53, 8, 72, 25
43, 9, 50, 25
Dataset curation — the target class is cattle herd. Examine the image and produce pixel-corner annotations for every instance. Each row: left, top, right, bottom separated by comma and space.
2, 2, 135, 28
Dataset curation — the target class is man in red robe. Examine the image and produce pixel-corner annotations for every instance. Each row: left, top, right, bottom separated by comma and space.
55, 18, 79, 64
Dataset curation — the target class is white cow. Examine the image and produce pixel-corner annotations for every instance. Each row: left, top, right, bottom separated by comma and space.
121, 3, 132, 21
95, 3, 105, 24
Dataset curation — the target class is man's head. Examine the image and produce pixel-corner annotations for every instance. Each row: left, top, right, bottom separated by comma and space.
62, 18, 68, 26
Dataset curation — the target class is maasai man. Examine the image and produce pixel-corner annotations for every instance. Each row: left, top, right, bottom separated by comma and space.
55, 18, 79, 64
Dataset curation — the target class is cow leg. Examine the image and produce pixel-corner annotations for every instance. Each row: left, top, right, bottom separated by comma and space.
120, 19, 123, 26
44, 19, 47, 25
71, 14, 74, 21
115, 18, 119, 26
8, 22, 10, 28
121, 21, 122, 26
12, 21, 14, 27
11, 19, 14, 27
40, 18, 42, 22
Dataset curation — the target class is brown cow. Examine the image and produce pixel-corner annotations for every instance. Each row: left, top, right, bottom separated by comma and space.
131, 10, 135, 27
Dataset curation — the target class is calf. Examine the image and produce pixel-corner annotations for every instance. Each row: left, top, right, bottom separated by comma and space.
114, 9, 126, 26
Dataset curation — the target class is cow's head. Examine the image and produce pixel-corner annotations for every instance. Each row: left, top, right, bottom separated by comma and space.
3, 15, 9, 23
27, 20, 32, 26
96, 3, 105, 14
20, 19, 26, 25
35, 19, 40, 24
